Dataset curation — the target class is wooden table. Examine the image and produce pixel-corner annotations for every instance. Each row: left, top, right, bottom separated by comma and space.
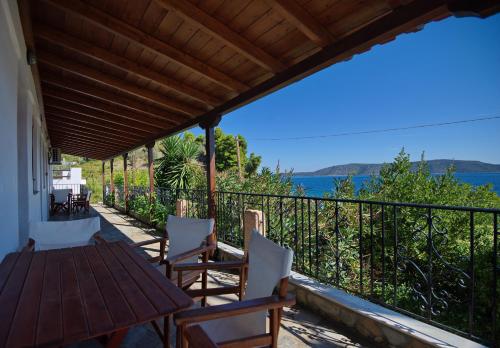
0, 241, 193, 347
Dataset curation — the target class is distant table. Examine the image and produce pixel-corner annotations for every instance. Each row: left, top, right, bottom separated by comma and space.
0, 241, 193, 347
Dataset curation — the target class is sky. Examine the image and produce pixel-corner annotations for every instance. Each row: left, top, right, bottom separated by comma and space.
188, 14, 500, 172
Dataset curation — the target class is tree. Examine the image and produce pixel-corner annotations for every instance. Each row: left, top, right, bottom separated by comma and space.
154, 135, 204, 190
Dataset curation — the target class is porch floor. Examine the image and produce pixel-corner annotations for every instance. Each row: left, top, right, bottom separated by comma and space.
61, 204, 376, 348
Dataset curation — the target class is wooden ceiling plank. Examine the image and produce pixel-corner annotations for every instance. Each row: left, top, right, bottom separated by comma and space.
268, 0, 334, 47
41, 74, 179, 122
154, 0, 286, 72
48, 128, 129, 149
35, 23, 221, 107
56, 147, 107, 159
44, 98, 160, 135
46, 119, 136, 145
37, 50, 202, 116
42, 84, 177, 129
44, 106, 152, 138
43, 0, 248, 92
45, 114, 141, 141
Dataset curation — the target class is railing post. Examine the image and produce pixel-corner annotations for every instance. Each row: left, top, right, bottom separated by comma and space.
123, 153, 129, 213
110, 158, 114, 207
101, 161, 105, 204
176, 199, 188, 217
243, 209, 265, 256
146, 142, 155, 205
200, 115, 221, 246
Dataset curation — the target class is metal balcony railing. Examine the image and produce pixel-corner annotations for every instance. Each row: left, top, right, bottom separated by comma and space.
107, 186, 499, 345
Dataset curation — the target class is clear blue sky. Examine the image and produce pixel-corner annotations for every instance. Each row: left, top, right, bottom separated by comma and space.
189, 14, 500, 172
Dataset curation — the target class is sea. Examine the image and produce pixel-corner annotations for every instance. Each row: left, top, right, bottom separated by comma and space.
291, 173, 500, 197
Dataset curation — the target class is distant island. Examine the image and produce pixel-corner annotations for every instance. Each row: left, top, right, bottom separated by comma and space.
295, 160, 500, 176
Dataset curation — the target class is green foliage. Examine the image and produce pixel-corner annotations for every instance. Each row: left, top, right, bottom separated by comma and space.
154, 135, 205, 190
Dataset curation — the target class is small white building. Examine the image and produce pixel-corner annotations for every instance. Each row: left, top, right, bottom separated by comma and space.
52, 168, 87, 194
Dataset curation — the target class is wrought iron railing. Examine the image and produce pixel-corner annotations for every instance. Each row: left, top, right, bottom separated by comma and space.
105, 186, 499, 345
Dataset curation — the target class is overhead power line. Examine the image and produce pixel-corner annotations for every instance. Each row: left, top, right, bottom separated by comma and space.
251, 114, 500, 141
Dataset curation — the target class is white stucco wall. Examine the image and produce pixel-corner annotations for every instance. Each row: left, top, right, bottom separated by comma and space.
0, 0, 50, 259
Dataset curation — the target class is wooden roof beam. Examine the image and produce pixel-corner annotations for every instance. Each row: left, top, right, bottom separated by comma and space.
43, 0, 248, 93
37, 50, 202, 117
268, 0, 334, 47
40, 74, 179, 122
48, 128, 129, 150
42, 84, 177, 129
45, 113, 139, 144
56, 147, 108, 159
45, 113, 142, 141
154, 0, 286, 72
44, 106, 152, 138
49, 134, 131, 156
35, 23, 221, 107
44, 98, 159, 135
55, 145, 112, 159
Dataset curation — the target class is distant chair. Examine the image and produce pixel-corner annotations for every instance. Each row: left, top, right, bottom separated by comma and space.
175, 230, 295, 348
50, 188, 72, 215
28, 217, 101, 250
73, 191, 92, 213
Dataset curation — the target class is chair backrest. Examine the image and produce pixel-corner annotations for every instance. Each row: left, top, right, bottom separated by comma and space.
29, 217, 100, 250
86, 191, 92, 202
53, 189, 72, 203
244, 230, 293, 300
166, 215, 214, 263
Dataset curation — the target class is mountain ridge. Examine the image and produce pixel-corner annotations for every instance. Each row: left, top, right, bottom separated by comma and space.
294, 159, 500, 176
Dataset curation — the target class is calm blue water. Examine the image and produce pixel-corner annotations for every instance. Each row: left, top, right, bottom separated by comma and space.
292, 173, 500, 197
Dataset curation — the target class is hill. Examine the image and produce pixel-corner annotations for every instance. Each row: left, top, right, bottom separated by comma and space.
295, 160, 500, 176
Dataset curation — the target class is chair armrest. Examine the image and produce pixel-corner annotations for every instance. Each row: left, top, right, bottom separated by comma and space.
131, 237, 167, 248
22, 238, 35, 252
175, 294, 295, 325
185, 325, 218, 348
166, 243, 216, 266
92, 233, 107, 244
172, 260, 246, 272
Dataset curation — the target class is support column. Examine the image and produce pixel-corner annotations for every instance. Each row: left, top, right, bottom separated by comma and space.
110, 158, 114, 207
200, 115, 221, 242
146, 142, 155, 205
101, 161, 105, 204
123, 153, 129, 213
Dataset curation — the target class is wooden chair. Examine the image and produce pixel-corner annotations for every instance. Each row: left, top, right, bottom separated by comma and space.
174, 230, 295, 348
185, 325, 218, 348
73, 191, 92, 213
131, 215, 216, 344
50, 189, 72, 215
28, 217, 101, 250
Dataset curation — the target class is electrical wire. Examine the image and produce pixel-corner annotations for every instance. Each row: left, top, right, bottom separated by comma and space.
250, 113, 500, 141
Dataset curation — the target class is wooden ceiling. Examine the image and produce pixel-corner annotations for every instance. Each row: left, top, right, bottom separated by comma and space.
21, 0, 500, 160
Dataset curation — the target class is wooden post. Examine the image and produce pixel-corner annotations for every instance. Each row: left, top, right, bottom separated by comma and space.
123, 153, 129, 213
235, 135, 242, 180
101, 161, 105, 204
200, 115, 220, 243
110, 158, 114, 207
146, 142, 155, 204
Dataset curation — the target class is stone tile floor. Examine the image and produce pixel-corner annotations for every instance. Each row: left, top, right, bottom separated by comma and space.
60, 204, 377, 347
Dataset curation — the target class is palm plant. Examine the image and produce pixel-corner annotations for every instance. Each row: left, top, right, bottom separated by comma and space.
155, 135, 203, 190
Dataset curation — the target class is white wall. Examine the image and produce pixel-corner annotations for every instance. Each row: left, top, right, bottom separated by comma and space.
0, 0, 50, 259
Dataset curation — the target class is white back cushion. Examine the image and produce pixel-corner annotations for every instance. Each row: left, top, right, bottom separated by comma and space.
29, 217, 100, 250
53, 189, 71, 203
166, 215, 214, 263
245, 230, 293, 300
202, 230, 294, 343
86, 191, 92, 202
